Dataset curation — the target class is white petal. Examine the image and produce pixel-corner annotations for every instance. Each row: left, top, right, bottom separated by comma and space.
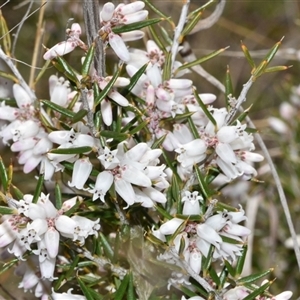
43, 40, 76, 60
120, 30, 144, 42
122, 11, 148, 24
109, 90, 129, 106
68, 157, 92, 189
114, 178, 135, 207
100, 2, 115, 22
101, 99, 113, 126
122, 165, 151, 187
108, 33, 130, 62
44, 228, 60, 258
160, 218, 184, 235
119, 1, 145, 15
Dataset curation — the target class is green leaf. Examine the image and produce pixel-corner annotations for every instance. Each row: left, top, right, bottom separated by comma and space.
34, 60, 51, 85
49, 146, 92, 155
181, 10, 203, 37
241, 41, 256, 69
71, 109, 88, 124
252, 37, 284, 78
127, 272, 136, 300
194, 165, 212, 199
154, 203, 173, 220
0, 12, 11, 54
236, 268, 273, 285
41, 99, 75, 118
235, 245, 248, 277
82, 42, 95, 77
219, 266, 229, 288
172, 174, 181, 209
264, 65, 291, 73
66, 255, 80, 280
129, 119, 149, 135
0, 156, 8, 191
99, 232, 114, 261
151, 135, 166, 149
32, 174, 44, 204
0, 206, 16, 215
121, 63, 148, 96
0, 258, 19, 275
77, 276, 95, 300
55, 183, 62, 210
112, 18, 162, 34
162, 51, 172, 81
224, 259, 236, 277
202, 245, 214, 273
99, 130, 129, 141
143, 0, 173, 25
94, 65, 123, 106
114, 274, 130, 300
148, 24, 167, 52
11, 184, 24, 200
242, 280, 271, 300
54, 56, 80, 84
193, 89, 216, 128
187, 110, 200, 139
175, 47, 229, 73
225, 66, 234, 110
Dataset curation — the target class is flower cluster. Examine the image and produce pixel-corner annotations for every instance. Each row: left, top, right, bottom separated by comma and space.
0, 193, 99, 285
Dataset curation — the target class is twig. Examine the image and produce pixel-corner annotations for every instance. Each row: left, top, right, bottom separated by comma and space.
189, 0, 226, 35
246, 115, 300, 271
0, 47, 36, 101
170, 0, 190, 70
225, 76, 254, 124
29, 0, 46, 88
82, 0, 105, 77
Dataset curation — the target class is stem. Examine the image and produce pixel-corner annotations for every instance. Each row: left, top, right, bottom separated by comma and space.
29, 0, 46, 88
170, 0, 190, 70
0, 47, 36, 101
82, 0, 105, 77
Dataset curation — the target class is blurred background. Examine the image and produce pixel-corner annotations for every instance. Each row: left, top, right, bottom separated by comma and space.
1, 0, 300, 299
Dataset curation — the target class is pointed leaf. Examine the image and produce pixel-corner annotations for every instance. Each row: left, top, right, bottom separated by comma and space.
112, 18, 163, 34
114, 274, 130, 300
77, 276, 95, 300
99, 232, 114, 261
0, 156, 8, 191
41, 99, 76, 118
82, 42, 95, 77
49, 146, 92, 155
32, 174, 44, 204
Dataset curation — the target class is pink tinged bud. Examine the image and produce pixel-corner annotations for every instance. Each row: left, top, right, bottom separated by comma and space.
44, 227, 60, 258
114, 178, 135, 208
0, 106, 18, 121
146, 85, 155, 106
13, 84, 33, 107
122, 10, 148, 24
68, 157, 92, 190
160, 218, 184, 235
198, 93, 217, 104
11, 137, 37, 152
120, 30, 144, 42
108, 33, 130, 62
241, 151, 264, 162
112, 77, 130, 87
43, 40, 77, 60
71, 23, 82, 36
167, 79, 192, 89
60, 196, 79, 212
23, 155, 43, 174
101, 99, 113, 126
156, 87, 171, 101
197, 223, 222, 249
101, 2, 115, 22
119, 1, 145, 15
109, 90, 129, 106
224, 223, 251, 237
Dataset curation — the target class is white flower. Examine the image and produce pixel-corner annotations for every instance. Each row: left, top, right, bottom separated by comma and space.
43, 23, 85, 60
68, 157, 92, 189
99, 2, 147, 61
182, 191, 203, 215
